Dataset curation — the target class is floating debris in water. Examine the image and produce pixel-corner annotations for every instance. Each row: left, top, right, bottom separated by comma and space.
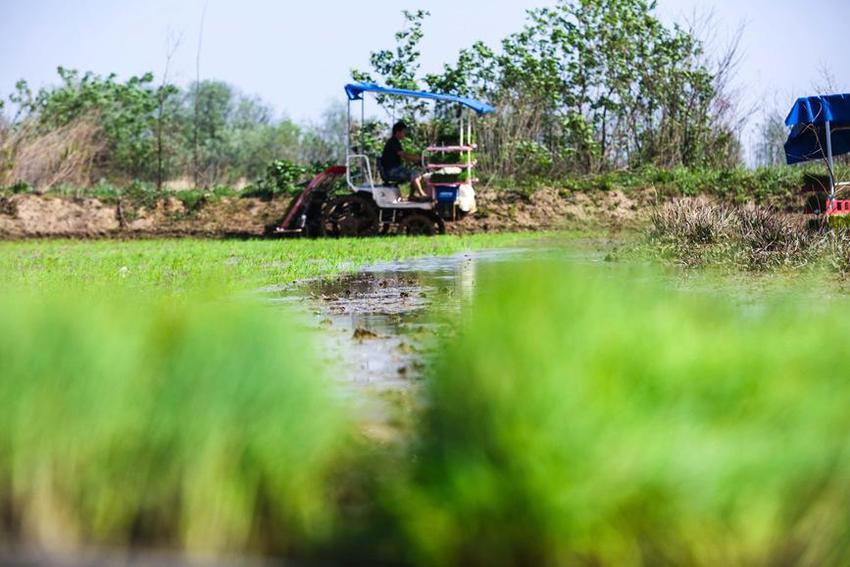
353, 327, 383, 341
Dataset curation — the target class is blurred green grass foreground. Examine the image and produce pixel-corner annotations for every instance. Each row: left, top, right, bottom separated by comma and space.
2, 247, 850, 566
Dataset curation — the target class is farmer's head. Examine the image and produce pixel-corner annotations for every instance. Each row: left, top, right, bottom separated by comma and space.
392, 121, 408, 140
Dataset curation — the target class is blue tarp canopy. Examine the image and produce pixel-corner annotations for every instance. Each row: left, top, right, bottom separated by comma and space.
785, 93, 850, 165
344, 82, 495, 116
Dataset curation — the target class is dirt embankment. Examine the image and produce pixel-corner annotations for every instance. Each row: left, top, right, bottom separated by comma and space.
452, 187, 654, 234
0, 187, 654, 239
0, 195, 290, 239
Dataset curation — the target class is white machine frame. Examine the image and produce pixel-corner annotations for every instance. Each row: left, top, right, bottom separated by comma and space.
343, 93, 477, 213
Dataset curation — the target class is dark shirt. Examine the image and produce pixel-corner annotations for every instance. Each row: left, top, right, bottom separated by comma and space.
382, 137, 403, 171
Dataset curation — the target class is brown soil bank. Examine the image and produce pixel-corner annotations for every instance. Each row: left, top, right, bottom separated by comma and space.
0, 188, 655, 239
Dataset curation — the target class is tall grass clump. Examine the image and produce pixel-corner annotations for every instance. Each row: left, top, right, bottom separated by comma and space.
649, 197, 737, 266
736, 207, 811, 270
650, 197, 734, 246
394, 261, 850, 567
0, 115, 105, 191
0, 287, 353, 557
649, 198, 815, 270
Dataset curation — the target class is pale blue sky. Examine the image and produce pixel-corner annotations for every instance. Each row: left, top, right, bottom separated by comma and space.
2, 0, 849, 144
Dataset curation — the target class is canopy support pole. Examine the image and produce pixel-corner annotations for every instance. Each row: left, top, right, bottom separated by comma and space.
346, 100, 351, 160
826, 120, 836, 199
360, 99, 365, 155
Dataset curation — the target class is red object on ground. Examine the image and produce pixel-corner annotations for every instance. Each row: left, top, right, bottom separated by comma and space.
826, 199, 850, 215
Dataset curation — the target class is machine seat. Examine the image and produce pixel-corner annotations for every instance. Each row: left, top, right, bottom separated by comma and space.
376, 156, 408, 186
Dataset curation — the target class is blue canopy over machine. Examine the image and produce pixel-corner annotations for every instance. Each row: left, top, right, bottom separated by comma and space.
342, 83, 494, 188
344, 82, 495, 116
785, 93, 850, 196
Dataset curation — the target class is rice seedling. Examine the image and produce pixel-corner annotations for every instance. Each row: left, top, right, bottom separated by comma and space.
0, 232, 535, 559
392, 259, 850, 567
0, 233, 526, 294
0, 287, 353, 557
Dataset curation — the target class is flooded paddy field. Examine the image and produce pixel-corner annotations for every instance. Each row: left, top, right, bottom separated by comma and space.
6, 233, 850, 565
269, 233, 850, 435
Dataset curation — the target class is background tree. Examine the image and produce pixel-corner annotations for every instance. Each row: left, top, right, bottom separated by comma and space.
227, 98, 302, 180
155, 33, 182, 191
1, 2, 757, 191
299, 101, 348, 164
755, 111, 788, 167
352, 10, 431, 122
359, 0, 743, 181
185, 80, 232, 185
10, 67, 159, 180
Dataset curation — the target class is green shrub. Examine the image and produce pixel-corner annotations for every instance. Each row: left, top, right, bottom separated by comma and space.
827, 214, 850, 230
171, 185, 239, 211
0, 181, 33, 196
8, 181, 33, 194
119, 180, 160, 209
545, 164, 849, 209
242, 159, 329, 199
84, 180, 123, 202
242, 160, 307, 199
395, 260, 850, 566
513, 141, 554, 177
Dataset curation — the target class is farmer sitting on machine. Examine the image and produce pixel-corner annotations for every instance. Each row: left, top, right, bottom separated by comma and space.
381, 121, 430, 201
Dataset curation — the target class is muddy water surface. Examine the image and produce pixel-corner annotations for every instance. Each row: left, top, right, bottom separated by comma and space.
267, 239, 609, 396
281, 249, 519, 390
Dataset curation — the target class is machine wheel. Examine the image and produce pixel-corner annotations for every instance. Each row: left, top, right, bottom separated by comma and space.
399, 212, 446, 236
322, 194, 379, 237
304, 197, 326, 238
